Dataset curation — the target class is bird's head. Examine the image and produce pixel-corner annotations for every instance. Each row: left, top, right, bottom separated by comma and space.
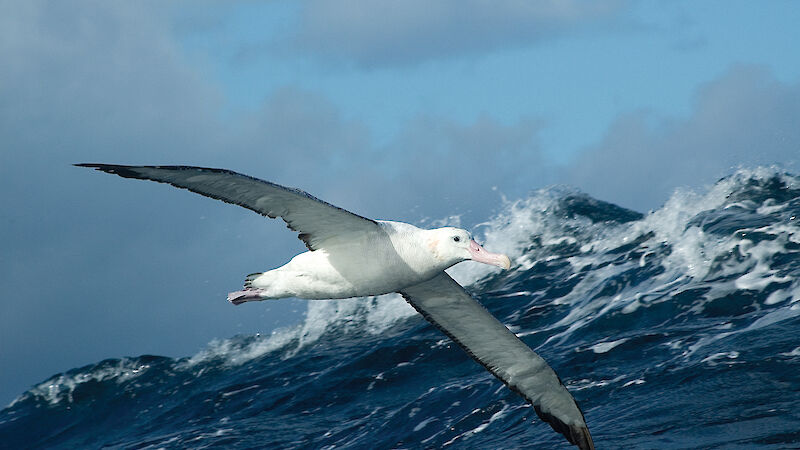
428, 227, 511, 270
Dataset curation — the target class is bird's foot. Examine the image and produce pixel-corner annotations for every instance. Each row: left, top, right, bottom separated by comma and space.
227, 289, 266, 305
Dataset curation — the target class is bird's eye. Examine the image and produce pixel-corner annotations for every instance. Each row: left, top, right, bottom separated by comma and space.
453, 236, 460, 242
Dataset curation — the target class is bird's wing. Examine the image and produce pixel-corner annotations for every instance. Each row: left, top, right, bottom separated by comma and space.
399, 272, 594, 450
76, 164, 380, 250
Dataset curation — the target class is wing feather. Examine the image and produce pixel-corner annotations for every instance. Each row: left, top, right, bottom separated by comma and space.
76, 164, 379, 250
400, 273, 594, 450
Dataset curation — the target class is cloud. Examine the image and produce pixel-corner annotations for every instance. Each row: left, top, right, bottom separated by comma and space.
234, 87, 373, 185
565, 65, 800, 211
228, 89, 548, 223
0, 0, 255, 405
372, 114, 548, 221
289, 0, 630, 67
238, 96, 549, 225
0, 1, 223, 165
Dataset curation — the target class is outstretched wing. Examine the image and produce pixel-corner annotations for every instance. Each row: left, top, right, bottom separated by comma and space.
76, 164, 380, 250
400, 273, 594, 450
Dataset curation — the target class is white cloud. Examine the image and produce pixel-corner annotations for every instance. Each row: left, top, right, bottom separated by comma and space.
289, 0, 630, 67
566, 65, 800, 211
373, 114, 547, 220
0, 0, 224, 168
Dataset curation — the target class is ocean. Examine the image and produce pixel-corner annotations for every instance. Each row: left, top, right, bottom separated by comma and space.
2, 167, 800, 449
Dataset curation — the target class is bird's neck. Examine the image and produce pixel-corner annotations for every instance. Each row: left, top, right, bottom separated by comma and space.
382, 221, 455, 275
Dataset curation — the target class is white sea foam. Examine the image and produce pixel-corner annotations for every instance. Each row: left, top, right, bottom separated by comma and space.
442, 402, 516, 446
542, 168, 799, 352
590, 338, 629, 354
572, 375, 627, 391
701, 351, 740, 365
623, 378, 645, 387
181, 293, 416, 369
413, 416, 437, 431
781, 346, 800, 357
13, 358, 151, 406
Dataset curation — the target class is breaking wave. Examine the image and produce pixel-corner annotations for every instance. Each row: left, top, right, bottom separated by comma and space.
3, 166, 800, 448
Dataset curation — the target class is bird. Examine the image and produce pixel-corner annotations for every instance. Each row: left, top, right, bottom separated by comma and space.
76, 164, 594, 449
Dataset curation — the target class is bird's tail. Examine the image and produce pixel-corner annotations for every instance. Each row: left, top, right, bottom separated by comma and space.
244, 272, 262, 289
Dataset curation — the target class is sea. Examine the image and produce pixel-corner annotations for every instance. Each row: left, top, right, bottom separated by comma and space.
2, 167, 800, 449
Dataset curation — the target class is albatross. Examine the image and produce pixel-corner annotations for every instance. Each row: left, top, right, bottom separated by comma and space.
77, 164, 594, 449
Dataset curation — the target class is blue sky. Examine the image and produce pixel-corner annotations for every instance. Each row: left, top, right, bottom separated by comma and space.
178, 1, 800, 162
1, 0, 799, 405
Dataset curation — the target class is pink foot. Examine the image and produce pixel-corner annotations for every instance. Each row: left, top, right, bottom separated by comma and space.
227, 289, 266, 305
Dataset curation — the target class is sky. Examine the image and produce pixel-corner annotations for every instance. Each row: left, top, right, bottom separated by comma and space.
1, 0, 800, 405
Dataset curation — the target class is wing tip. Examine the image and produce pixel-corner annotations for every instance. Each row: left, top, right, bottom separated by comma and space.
74, 163, 117, 168
571, 425, 595, 450
74, 162, 104, 170
75, 163, 246, 179
534, 405, 594, 450
74, 163, 143, 179
551, 420, 594, 450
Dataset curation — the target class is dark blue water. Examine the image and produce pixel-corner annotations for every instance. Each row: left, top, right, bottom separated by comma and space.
3, 167, 800, 449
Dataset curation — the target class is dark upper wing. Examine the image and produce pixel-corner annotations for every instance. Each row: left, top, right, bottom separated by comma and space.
76, 164, 380, 250
400, 272, 594, 450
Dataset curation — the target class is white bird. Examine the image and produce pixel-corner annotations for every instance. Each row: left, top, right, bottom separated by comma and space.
77, 164, 594, 449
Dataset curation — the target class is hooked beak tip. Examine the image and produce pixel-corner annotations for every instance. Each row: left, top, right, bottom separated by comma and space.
499, 255, 511, 270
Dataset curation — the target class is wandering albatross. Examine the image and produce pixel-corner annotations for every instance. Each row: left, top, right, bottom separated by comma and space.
77, 164, 594, 449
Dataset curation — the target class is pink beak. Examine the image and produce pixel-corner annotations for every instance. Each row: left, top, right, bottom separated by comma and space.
468, 240, 511, 270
